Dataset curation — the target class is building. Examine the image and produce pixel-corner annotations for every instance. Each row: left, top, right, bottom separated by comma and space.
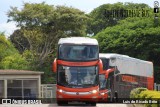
0, 70, 44, 98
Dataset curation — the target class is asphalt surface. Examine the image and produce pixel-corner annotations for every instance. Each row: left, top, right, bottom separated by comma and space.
0, 104, 141, 107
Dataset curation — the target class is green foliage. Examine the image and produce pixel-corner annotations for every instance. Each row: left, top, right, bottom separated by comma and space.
0, 33, 18, 61
7, 2, 89, 36
10, 30, 29, 53
130, 87, 147, 98
40, 65, 56, 84
94, 14, 160, 83
87, 2, 150, 35
0, 54, 29, 70
0, 33, 29, 70
6, 2, 160, 84
7, 2, 90, 83
130, 88, 160, 107
154, 66, 160, 84
22, 50, 37, 70
140, 90, 160, 99
8, 2, 89, 69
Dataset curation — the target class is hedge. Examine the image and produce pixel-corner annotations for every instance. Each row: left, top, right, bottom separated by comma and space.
130, 88, 160, 107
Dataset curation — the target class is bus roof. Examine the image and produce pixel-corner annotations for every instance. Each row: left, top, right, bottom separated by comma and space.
58, 37, 98, 45
100, 53, 129, 59
99, 53, 153, 77
99, 53, 152, 64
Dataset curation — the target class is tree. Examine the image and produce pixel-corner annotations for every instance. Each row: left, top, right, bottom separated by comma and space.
0, 33, 17, 61
0, 53, 29, 70
8, 2, 89, 68
0, 32, 29, 70
87, 2, 150, 35
94, 16, 160, 83
10, 29, 30, 53
7, 2, 89, 83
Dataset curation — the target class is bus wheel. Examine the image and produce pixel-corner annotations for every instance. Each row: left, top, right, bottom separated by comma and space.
114, 91, 118, 103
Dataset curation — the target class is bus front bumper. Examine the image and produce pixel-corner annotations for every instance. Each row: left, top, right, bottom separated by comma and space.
56, 90, 99, 102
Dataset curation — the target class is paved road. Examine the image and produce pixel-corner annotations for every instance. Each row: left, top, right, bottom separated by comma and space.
0, 104, 142, 107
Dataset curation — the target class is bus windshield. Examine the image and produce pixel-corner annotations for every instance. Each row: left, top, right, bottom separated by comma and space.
58, 45, 98, 61
57, 66, 98, 88
99, 74, 107, 90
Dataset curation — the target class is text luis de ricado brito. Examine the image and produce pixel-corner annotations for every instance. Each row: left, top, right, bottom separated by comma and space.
104, 9, 150, 18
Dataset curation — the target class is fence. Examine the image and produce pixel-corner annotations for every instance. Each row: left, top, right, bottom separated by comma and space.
41, 84, 56, 98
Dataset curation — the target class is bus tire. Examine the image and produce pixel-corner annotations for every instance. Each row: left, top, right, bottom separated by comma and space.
114, 91, 118, 103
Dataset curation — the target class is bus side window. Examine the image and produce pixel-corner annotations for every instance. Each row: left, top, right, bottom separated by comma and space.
83, 47, 88, 58
89, 47, 94, 58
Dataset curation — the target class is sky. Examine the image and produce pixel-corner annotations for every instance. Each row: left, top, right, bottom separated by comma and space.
0, 0, 158, 37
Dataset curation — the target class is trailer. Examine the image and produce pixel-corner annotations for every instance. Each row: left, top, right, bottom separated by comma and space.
99, 53, 154, 101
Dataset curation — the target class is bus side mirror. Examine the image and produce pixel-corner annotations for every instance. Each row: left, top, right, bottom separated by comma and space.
52, 58, 57, 73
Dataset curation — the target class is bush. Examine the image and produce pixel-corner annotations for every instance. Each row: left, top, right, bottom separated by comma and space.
141, 90, 160, 107
140, 90, 160, 99
130, 88, 160, 107
130, 87, 147, 98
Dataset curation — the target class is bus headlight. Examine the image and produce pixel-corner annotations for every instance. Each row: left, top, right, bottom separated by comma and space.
91, 90, 98, 94
100, 92, 105, 95
58, 89, 64, 93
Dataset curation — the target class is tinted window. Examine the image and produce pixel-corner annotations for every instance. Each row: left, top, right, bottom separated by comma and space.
57, 65, 98, 88
100, 58, 109, 70
58, 45, 98, 61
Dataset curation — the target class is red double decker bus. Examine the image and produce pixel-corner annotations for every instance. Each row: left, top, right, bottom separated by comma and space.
99, 53, 154, 102
53, 37, 102, 106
